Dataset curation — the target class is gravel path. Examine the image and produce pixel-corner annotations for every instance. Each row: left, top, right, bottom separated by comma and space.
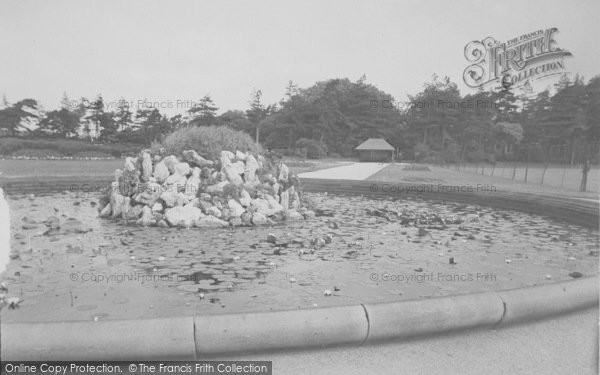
298, 162, 389, 180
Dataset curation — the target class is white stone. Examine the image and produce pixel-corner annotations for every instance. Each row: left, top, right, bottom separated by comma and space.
285, 210, 304, 221
250, 198, 271, 216
164, 173, 187, 191
151, 202, 163, 212
230, 161, 245, 175
184, 170, 201, 197
280, 190, 290, 211
134, 182, 162, 206
239, 189, 252, 207
137, 206, 155, 226
160, 191, 178, 207
227, 199, 245, 217
195, 215, 229, 227
164, 206, 203, 227
222, 165, 244, 185
277, 163, 289, 181
152, 161, 170, 183
182, 150, 213, 167
162, 155, 179, 174
235, 151, 248, 161
272, 182, 281, 196
244, 155, 259, 183
290, 191, 300, 209
99, 203, 112, 218
174, 162, 191, 176
265, 194, 283, 213
110, 191, 126, 218
124, 157, 137, 172
206, 181, 228, 194
251, 212, 268, 225
141, 152, 153, 181
206, 206, 222, 218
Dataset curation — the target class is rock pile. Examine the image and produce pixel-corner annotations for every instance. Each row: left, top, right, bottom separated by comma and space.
99, 149, 314, 228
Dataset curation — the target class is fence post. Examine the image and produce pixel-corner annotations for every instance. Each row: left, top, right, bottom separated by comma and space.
540, 163, 548, 185
560, 165, 567, 188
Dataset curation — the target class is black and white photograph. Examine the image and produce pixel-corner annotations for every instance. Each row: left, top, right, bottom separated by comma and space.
0, 0, 599, 374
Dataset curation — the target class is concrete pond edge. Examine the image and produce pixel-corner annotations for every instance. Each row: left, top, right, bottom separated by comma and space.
1, 277, 597, 360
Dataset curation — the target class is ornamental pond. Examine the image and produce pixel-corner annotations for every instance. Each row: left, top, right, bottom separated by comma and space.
0, 191, 598, 323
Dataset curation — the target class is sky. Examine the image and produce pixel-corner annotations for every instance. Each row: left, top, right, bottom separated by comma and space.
1, 0, 599, 116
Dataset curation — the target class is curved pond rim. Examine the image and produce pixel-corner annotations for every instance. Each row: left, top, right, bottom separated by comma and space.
1, 276, 598, 360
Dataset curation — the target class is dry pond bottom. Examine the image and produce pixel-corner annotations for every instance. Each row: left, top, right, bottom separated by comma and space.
1, 191, 598, 323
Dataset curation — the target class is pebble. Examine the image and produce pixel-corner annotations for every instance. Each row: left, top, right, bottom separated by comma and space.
129, 256, 136, 261
545, 275, 552, 280
199, 293, 205, 300
158, 256, 165, 261
505, 259, 512, 264
324, 289, 332, 296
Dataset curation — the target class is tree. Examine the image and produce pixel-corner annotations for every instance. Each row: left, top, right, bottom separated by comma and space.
85, 95, 105, 140
135, 108, 164, 144
246, 89, 273, 151
188, 95, 219, 126
38, 108, 80, 137
60, 92, 73, 111
218, 110, 252, 132
0, 99, 40, 136
114, 98, 133, 132
1, 95, 9, 109
98, 111, 118, 142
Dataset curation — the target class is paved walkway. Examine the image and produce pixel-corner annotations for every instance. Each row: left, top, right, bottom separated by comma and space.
298, 162, 389, 180
214, 308, 599, 375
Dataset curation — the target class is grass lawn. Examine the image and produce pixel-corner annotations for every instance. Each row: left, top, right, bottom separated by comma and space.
0, 159, 124, 178
0, 158, 354, 179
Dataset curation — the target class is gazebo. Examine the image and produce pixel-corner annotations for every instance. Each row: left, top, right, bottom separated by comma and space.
355, 138, 394, 162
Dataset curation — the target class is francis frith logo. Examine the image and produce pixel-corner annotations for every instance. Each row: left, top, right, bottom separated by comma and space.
463, 27, 572, 89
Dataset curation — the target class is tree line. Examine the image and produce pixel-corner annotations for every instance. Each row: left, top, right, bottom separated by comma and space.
1, 73, 598, 163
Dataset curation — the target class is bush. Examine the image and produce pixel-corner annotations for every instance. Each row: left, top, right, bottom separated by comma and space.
295, 138, 327, 159
161, 126, 258, 159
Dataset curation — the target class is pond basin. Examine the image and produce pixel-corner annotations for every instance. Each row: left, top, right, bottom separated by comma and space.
1, 191, 598, 323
